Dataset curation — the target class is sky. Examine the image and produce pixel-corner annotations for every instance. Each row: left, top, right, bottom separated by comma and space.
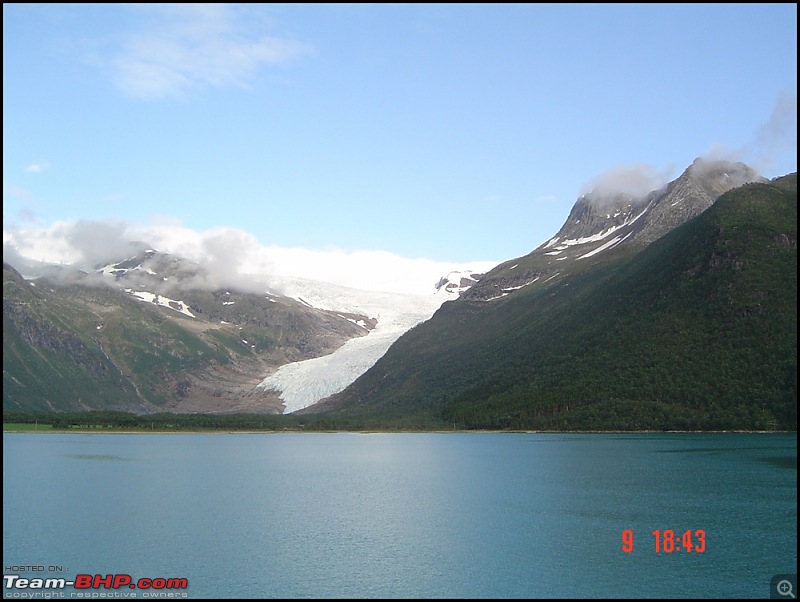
3, 3, 797, 294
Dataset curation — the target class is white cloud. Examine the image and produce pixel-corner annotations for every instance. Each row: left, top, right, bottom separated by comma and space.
4, 185, 33, 200
108, 5, 312, 100
25, 161, 50, 173
580, 163, 674, 200
747, 89, 797, 175
686, 90, 797, 179
3, 218, 499, 296
3, 220, 85, 265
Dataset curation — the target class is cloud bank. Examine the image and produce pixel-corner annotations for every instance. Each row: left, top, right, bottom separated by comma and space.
3, 219, 499, 296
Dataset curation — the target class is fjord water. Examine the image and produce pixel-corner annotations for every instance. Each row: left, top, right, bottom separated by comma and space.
3, 432, 796, 599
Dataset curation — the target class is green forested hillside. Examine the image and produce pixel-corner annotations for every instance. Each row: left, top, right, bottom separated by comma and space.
310, 174, 797, 431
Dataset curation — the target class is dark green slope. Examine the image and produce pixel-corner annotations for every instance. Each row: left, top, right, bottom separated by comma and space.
3, 266, 158, 412
310, 174, 797, 430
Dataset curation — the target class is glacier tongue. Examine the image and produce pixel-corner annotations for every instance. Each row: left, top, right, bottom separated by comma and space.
257, 276, 455, 413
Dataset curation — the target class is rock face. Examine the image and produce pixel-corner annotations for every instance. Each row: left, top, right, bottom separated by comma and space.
632, 158, 766, 246
461, 158, 765, 302
435, 270, 486, 295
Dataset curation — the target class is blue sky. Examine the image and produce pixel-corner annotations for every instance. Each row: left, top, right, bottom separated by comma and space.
3, 4, 797, 291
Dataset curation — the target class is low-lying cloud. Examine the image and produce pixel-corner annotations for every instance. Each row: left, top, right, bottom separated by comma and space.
3, 219, 499, 296
578, 90, 797, 206
579, 163, 674, 202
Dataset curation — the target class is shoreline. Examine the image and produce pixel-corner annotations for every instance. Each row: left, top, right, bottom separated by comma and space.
3, 428, 796, 435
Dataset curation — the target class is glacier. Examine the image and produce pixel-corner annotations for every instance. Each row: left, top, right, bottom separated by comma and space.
258, 272, 474, 413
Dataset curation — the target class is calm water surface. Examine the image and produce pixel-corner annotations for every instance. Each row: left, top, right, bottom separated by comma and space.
3, 432, 796, 598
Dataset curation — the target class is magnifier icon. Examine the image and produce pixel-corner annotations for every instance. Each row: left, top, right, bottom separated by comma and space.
777, 580, 796, 598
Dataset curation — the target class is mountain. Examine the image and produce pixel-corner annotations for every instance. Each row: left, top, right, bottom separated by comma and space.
2, 247, 449, 413
4, 159, 795, 431
461, 158, 765, 302
304, 166, 797, 431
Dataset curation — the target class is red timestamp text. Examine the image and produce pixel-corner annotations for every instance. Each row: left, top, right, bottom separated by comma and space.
621, 529, 706, 553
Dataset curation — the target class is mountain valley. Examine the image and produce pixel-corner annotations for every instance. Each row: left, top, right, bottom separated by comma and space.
3, 159, 796, 431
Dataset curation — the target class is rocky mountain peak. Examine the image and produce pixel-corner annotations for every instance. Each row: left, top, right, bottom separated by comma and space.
435, 269, 486, 295
460, 158, 766, 302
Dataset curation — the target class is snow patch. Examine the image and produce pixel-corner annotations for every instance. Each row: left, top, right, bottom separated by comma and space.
502, 277, 538, 292
125, 289, 195, 317
559, 206, 648, 248
577, 232, 633, 259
